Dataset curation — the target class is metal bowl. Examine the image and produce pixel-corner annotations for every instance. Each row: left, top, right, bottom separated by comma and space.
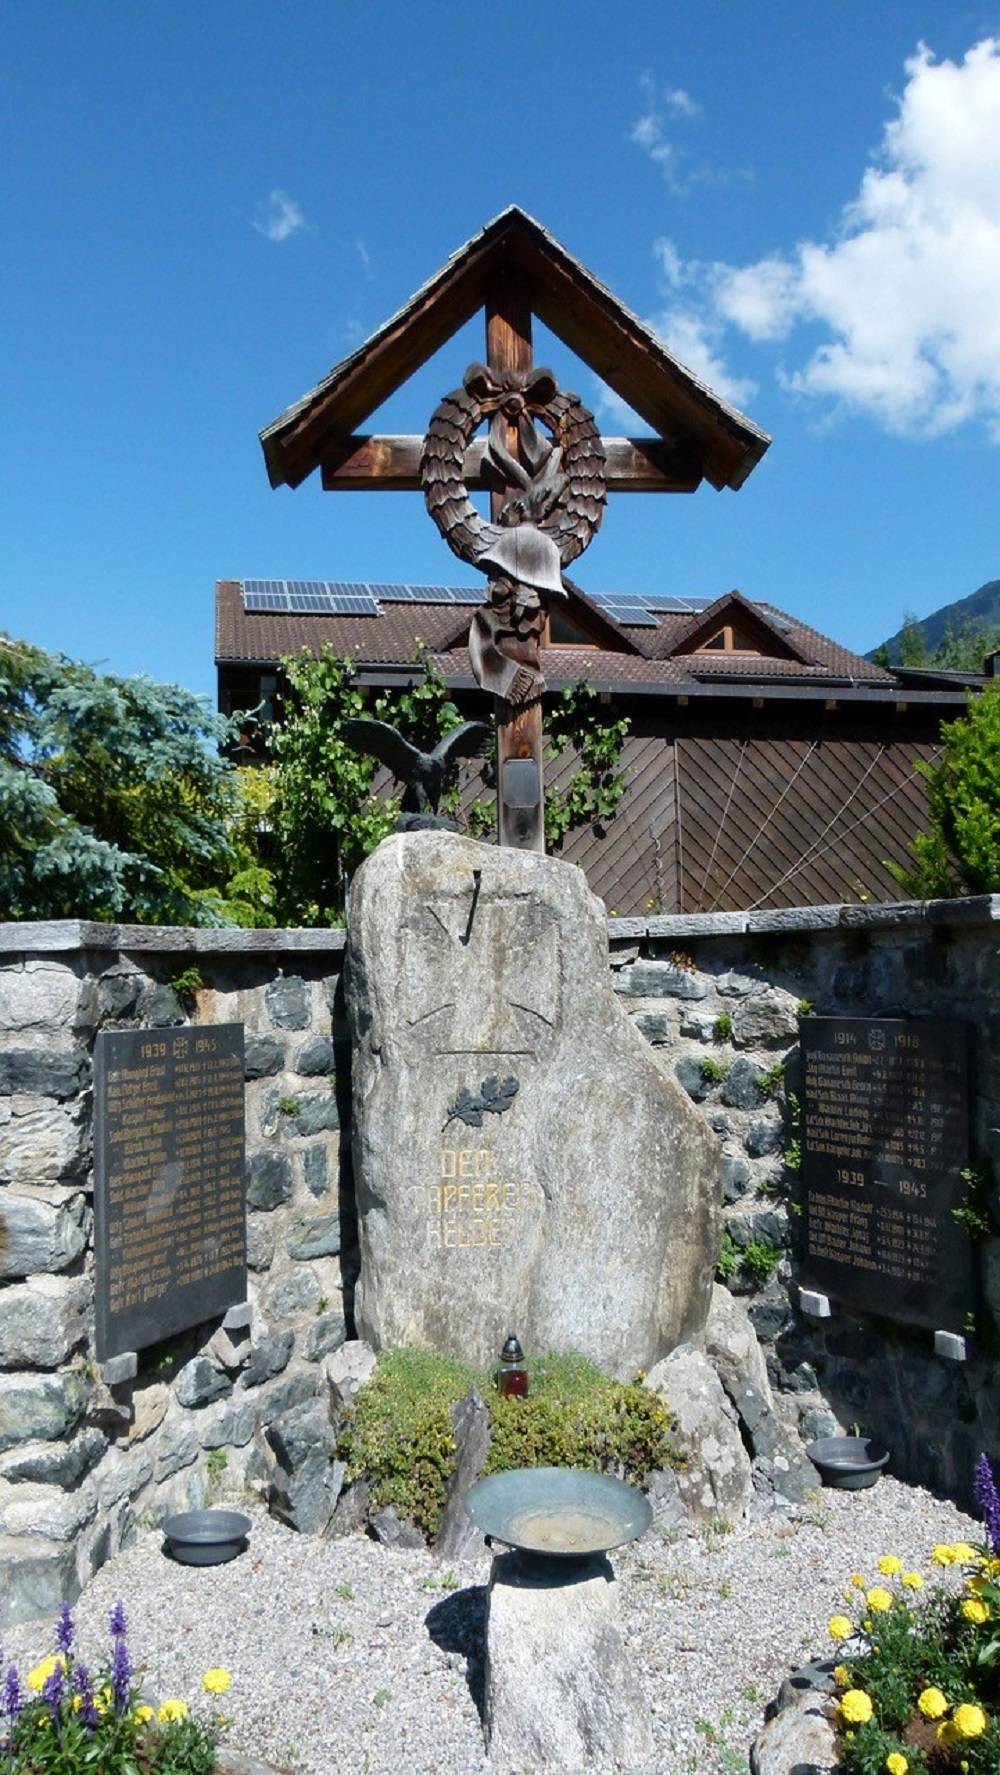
807, 1436, 890, 1490
162, 1508, 251, 1565
464, 1467, 652, 1561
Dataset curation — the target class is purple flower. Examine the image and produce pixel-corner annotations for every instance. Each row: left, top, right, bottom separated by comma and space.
2, 1668, 21, 1724
110, 1629, 133, 1712
974, 1452, 1000, 1555
54, 1602, 75, 1657
2, 1665, 22, 1720
41, 1662, 65, 1713
74, 1660, 99, 1729
108, 1600, 128, 1639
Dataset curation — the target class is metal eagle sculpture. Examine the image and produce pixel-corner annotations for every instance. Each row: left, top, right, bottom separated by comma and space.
341, 717, 490, 821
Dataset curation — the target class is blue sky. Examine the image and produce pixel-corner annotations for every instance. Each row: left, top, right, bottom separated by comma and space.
4, 3, 999, 702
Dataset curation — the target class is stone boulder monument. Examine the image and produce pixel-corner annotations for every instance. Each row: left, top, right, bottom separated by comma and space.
346, 831, 719, 1377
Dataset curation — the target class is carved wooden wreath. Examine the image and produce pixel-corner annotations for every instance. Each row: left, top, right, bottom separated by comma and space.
420, 363, 607, 575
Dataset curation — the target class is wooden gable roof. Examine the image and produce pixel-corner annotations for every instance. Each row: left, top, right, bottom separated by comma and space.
666, 590, 806, 662
260, 206, 771, 495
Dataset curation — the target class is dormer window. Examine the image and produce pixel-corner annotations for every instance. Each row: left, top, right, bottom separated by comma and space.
543, 607, 599, 648
696, 622, 762, 655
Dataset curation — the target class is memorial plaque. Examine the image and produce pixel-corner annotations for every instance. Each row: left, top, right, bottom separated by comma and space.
93, 1024, 246, 1360
800, 1016, 975, 1332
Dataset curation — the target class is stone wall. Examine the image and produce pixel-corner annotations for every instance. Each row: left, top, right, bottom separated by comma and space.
0, 922, 350, 1626
2, 892, 998, 1624
609, 894, 1000, 1509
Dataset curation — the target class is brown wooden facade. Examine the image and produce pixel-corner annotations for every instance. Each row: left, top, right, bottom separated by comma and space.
216, 578, 977, 916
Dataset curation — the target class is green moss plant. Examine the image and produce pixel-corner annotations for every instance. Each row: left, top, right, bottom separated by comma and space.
338, 1347, 678, 1540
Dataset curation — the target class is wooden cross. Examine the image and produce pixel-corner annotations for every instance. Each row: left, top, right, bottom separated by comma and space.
260, 209, 770, 855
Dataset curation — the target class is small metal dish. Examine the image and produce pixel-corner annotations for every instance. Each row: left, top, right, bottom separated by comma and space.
807, 1436, 890, 1490
162, 1508, 251, 1565
465, 1466, 651, 1568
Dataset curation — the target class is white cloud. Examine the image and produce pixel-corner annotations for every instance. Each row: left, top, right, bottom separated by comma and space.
356, 238, 372, 277
669, 38, 1000, 439
253, 189, 307, 243
629, 72, 702, 193
647, 307, 757, 410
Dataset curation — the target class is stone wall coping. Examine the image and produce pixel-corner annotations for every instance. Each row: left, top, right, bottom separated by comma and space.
607, 894, 1000, 942
0, 894, 997, 959
0, 920, 347, 955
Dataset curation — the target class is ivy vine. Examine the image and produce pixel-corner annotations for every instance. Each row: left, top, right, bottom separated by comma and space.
265, 647, 464, 926
543, 680, 631, 850
263, 654, 631, 923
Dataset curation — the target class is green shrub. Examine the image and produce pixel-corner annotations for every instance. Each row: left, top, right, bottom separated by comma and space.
890, 680, 1000, 898
741, 1239, 781, 1286
715, 1229, 741, 1282
716, 1230, 781, 1288
338, 1347, 678, 1539
701, 1056, 728, 1083
169, 966, 204, 1004
712, 1012, 734, 1043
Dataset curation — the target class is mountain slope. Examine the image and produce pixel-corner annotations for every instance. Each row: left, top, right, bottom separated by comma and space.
872, 579, 1000, 664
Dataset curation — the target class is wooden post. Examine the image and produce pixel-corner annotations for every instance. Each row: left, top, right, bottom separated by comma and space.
486, 285, 546, 854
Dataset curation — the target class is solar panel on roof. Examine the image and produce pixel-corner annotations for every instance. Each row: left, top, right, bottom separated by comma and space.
644, 594, 698, 614
243, 589, 289, 612
445, 586, 486, 604
327, 596, 379, 615
610, 606, 660, 627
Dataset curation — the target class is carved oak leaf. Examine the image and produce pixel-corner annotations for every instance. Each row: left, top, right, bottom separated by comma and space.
443, 1074, 520, 1130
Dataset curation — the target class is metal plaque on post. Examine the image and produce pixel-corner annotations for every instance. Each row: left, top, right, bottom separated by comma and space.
93, 1024, 246, 1361
800, 1015, 975, 1333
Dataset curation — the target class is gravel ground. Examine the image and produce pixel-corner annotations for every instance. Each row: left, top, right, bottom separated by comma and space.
4, 1480, 979, 1775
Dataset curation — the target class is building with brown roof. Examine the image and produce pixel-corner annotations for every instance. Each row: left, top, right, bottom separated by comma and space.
216, 576, 978, 916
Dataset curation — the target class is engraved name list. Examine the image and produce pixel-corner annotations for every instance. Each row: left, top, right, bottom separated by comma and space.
93, 1023, 246, 1359
801, 1015, 974, 1332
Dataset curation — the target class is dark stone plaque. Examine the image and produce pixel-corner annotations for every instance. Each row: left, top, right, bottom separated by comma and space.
800, 1016, 975, 1333
93, 1024, 246, 1360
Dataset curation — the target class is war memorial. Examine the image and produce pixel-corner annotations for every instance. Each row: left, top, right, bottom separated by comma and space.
2, 210, 999, 1774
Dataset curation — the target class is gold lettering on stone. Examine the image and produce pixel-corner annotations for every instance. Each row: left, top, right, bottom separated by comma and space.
408, 1147, 538, 1252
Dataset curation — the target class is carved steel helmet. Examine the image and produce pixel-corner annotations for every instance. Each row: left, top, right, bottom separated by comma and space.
478, 524, 566, 599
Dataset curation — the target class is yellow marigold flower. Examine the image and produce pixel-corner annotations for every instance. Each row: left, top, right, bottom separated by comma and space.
918, 1687, 949, 1719
886, 1756, 908, 1775
850, 1572, 866, 1589
134, 1704, 154, 1725
901, 1572, 924, 1590
962, 1597, 990, 1624
158, 1700, 190, 1723
26, 1654, 64, 1692
839, 1690, 874, 1725
202, 1668, 232, 1695
833, 1665, 850, 1687
931, 1544, 956, 1567
866, 1587, 893, 1612
952, 1703, 987, 1739
827, 1614, 853, 1642
950, 1543, 976, 1565
878, 1555, 902, 1576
